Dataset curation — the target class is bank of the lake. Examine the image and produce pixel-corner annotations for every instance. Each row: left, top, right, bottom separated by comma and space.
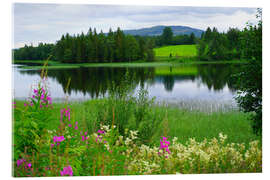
13, 59, 248, 70
13, 99, 260, 147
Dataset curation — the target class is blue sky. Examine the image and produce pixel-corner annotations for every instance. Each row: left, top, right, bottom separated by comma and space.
13, 3, 258, 48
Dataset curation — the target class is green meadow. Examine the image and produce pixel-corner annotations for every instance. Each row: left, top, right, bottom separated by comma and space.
154, 45, 197, 57
14, 99, 259, 147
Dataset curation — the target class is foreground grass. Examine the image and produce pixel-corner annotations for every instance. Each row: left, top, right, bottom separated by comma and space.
14, 99, 259, 146
13, 97, 261, 176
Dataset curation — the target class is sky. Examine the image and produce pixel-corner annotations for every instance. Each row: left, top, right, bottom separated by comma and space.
13, 3, 259, 48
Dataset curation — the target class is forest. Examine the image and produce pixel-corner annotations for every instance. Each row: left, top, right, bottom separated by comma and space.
13, 24, 260, 63
13, 27, 197, 63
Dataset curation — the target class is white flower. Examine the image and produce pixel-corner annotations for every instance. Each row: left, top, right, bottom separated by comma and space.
125, 137, 132, 146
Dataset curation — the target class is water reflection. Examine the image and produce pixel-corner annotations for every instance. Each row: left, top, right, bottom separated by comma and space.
14, 64, 240, 111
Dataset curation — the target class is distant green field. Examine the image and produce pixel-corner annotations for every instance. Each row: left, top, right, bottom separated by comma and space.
154, 45, 197, 57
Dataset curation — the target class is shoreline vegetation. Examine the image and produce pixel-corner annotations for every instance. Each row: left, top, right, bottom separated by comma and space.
13, 99, 260, 146
13, 85, 262, 176
13, 58, 248, 70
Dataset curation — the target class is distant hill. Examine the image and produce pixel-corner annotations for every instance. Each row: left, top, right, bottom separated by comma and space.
123, 25, 204, 37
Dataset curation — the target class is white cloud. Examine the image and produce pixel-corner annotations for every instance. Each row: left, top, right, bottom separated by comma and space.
13, 3, 258, 48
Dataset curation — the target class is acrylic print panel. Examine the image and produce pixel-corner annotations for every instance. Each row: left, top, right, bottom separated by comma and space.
12, 2, 262, 177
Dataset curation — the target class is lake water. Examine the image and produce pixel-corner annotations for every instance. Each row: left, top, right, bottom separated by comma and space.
12, 64, 241, 112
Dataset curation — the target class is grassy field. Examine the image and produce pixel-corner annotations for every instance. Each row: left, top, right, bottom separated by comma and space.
13, 86, 261, 176
13, 99, 259, 146
154, 45, 197, 57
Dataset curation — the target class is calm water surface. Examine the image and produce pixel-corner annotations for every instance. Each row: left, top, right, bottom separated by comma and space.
12, 64, 241, 112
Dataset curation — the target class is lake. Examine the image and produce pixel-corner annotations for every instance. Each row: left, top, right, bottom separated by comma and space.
12, 63, 241, 112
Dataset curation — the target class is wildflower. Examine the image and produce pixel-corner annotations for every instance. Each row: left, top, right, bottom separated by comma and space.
97, 130, 105, 134
61, 108, 70, 121
27, 163, 32, 168
96, 129, 105, 143
51, 144, 55, 148
17, 158, 26, 167
81, 136, 86, 141
53, 136, 65, 143
60, 165, 73, 176
159, 136, 171, 154
68, 124, 72, 127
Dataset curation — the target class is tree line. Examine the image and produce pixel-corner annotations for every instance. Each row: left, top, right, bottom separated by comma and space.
13, 27, 198, 62
197, 26, 246, 61
13, 27, 155, 63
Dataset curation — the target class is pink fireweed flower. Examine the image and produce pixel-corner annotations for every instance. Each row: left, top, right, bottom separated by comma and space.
33, 89, 38, 94
24, 103, 28, 106
97, 130, 105, 134
27, 163, 32, 168
60, 108, 71, 121
68, 124, 72, 127
60, 165, 73, 176
51, 144, 55, 148
74, 121, 78, 130
53, 136, 65, 143
96, 129, 106, 143
159, 136, 171, 154
17, 158, 26, 167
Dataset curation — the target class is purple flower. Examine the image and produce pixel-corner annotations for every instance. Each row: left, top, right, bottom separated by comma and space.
68, 124, 72, 127
27, 163, 32, 168
60, 165, 73, 176
17, 158, 26, 167
53, 136, 65, 143
97, 130, 105, 134
61, 108, 71, 121
159, 136, 171, 154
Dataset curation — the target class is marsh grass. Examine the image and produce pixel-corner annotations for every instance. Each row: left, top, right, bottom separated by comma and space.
14, 97, 259, 147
